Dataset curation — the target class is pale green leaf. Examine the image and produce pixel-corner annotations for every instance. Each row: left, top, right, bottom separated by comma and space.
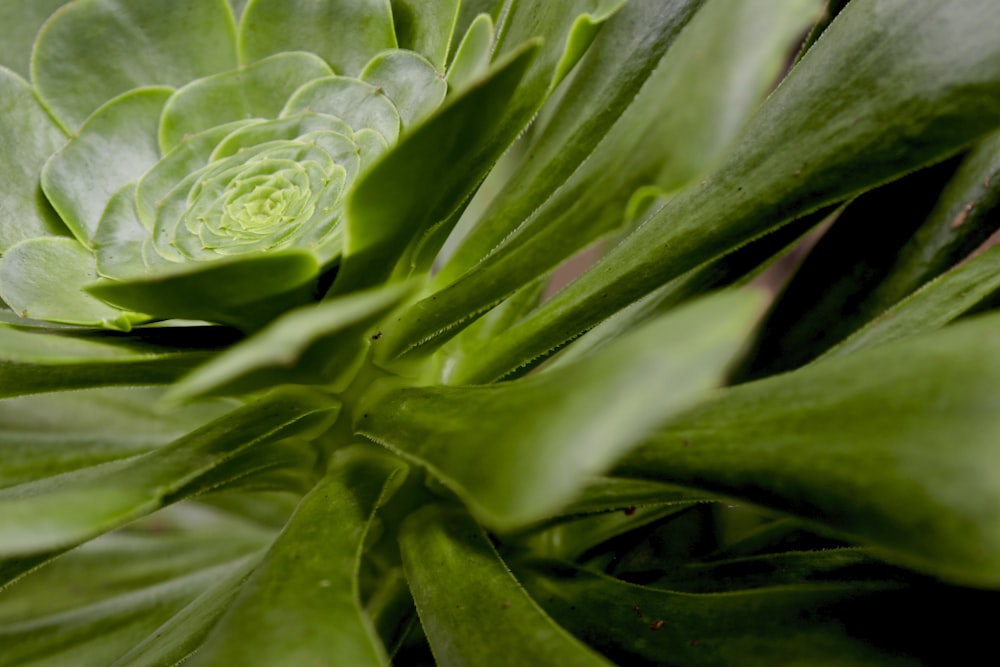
281, 76, 401, 144
358, 290, 763, 529
32, 0, 238, 130
360, 50, 447, 130
158, 52, 333, 153
239, 0, 397, 75
446, 13, 494, 90
0, 0, 71, 79
399, 505, 614, 667
389, 0, 461, 70
0, 67, 69, 251
41, 87, 171, 244
0, 238, 144, 330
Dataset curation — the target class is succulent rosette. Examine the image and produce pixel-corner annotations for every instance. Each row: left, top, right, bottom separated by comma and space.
0, 0, 453, 330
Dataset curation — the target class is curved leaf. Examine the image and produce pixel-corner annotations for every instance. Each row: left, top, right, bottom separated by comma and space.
0, 67, 69, 251
0, 0, 70, 79
32, 0, 238, 130
0, 388, 336, 558
239, 0, 397, 75
158, 51, 334, 153
187, 446, 408, 667
358, 290, 763, 529
41, 87, 171, 244
449, 0, 1000, 381
616, 311, 1000, 586
399, 505, 614, 667
360, 50, 448, 130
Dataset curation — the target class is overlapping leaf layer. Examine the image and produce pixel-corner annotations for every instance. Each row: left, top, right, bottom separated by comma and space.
2, 0, 1000, 665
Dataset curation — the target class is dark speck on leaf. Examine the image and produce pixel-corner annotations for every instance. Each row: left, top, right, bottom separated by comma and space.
690, 640, 700, 647
632, 604, 643, 617
501, 600, 512, 609
371, 331, 383, 340
624, 507, 637, 516
649, 620, 665, 631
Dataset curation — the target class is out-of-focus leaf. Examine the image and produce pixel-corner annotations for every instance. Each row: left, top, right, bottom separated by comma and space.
0, 528, 266, 667
158, 52, 333, 153
167, 280, 418, 402
0, 68, 69, 251
560, 477, 716, 516
517, 561, 933, 667
187, 446, 408, 667
452, 0, 1000, 381
0, 322, 214, 398
0, 387, 234, 489
0, 238, 143, 330
0, 388, 336, 559
41, 88, 170, 244
358, 290, 763, 529
32, 0, 238, 130
386, 0, 821, 363
399, 505, 614, 667
238, 0, 396, 75
334, 42, 538, 293
616, 311, 1000, 586
389, 0, 460, 70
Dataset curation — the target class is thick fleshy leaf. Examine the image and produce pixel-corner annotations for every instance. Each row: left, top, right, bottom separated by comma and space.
239, 0, 397, 75
167, 280, 418, 402
32, 0, 238, 130
282, 76, 401, 144
0, 68, 69, 251
360, 50, 448, 130
0, 0, 70, 79
616, 311, 1000, 586
0, 388, 336, 558
457, 0, 1000, 381
187, 446, 408, 667
389, 0, 460, 70
86, 249, 321, 331
158, 52, 334, 153
0, 322, 218, 399
445, 13, 494, 90
399, 505, 614, 667
358, 290, 763, 529
386, 0, 822, 364
333, 42, 538, 294
0, 238, 142, 330
42, 87, 171, 244
517, 561, 942, 667
0, 387, 234, 489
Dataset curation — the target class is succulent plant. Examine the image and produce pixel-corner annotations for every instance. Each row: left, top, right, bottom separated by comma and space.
2, 0, 1000, 665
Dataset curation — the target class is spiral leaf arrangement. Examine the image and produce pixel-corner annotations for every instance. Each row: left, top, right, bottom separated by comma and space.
3, 0, 1000, 665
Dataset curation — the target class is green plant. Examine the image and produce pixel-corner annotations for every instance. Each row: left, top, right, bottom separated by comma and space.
2, 0, 1000, 664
